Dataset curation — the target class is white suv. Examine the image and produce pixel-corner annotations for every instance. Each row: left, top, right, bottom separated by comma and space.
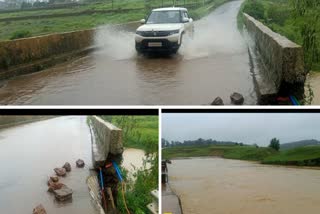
135, 7, 194, 54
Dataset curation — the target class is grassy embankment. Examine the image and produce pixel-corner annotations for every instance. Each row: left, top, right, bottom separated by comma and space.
0, 0, 231, 41
100, 115, 158, 214
237, 0, 320, 72
163, 144, 320, 166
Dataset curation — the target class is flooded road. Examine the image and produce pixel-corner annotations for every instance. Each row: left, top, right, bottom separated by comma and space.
0, 116, 99, 214
0, 0, 256, 105
168, 157, 320, 214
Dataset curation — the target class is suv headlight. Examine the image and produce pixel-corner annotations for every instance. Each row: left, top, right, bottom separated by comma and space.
136, 31, 143, 36
168, 29, 180, 35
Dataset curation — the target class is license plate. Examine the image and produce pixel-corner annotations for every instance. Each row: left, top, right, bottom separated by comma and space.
148, 42, 162, 47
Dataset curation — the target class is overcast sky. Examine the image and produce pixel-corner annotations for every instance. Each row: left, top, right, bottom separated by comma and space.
162, 113, 320, 146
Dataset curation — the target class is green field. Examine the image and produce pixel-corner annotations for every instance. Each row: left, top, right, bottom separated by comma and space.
107, 115, 158, 154
238, 0, 320, 72
262, 146, 320, 166
163, 144, 320, 166
163, 145, 276, 161
0, 0, 231, 41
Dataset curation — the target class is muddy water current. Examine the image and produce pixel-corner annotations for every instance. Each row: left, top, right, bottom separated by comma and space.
168, 157, 320, 214
0, 0, 256, 105
0, 116, 146, 213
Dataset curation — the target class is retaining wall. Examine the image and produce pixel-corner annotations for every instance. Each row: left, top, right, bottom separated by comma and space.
89, 116, 123, 168
243, 13, 306, 103
0, 21, 139, 80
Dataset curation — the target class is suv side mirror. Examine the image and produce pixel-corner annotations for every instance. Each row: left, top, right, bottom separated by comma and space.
189, 18, 193, 22
182, 17, 189, 23
140, 19, 145, 24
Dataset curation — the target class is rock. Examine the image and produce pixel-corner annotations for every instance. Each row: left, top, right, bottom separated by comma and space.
33, 204, 46, 214
76, 159, 85, 168
50, 176, 59, 183
54, 167, 66, 176
48, 182, 66, 193
230, 92, 244, 105
62, 162, 71, 172
53, 186, 73, 201
211, 97, 224, 105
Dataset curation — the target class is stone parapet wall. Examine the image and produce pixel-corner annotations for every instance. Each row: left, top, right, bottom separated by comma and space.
243, 13, 306, 102
89, 116, 123, 168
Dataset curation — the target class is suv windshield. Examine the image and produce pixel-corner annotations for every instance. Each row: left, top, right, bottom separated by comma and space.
146, 10, 181, 24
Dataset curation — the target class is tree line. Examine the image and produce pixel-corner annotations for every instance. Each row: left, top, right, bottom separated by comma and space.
162, 137, 281, 151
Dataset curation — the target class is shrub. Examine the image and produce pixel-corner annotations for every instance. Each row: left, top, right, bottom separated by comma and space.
267, 4, 290, 26
10, 30, 32, 40
243, 0, 265, 21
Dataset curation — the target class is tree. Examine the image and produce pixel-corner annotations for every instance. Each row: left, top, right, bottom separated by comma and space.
290, 0, 320, 71
269, 138, 280, 151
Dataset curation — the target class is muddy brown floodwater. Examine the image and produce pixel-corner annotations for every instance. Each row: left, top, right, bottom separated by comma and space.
0, 116, 98, 214
0, 0, 256, 105
168, 157, 320, 214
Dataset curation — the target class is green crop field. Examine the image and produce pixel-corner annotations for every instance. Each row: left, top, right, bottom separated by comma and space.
0, 0, 231, 41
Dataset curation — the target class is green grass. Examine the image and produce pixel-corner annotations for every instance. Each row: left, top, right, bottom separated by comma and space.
0, 0, 232, 41
262, 145, 320, 166
164, 144, 320, 167
163, 145, 276, 161
109, 115, 159, 154
238, 0, 320, 71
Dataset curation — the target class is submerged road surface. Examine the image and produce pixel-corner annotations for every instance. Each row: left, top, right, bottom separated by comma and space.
168, 157, 320, 214
0, 116, 99, 214
0, 0, 256, 105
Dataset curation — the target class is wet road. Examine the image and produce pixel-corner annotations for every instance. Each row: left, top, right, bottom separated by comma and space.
0, 116, 99, 214
0, 0, 256, 105
168, 157, 320, 214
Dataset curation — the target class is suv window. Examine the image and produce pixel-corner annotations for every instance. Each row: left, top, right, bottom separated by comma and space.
183, 11, 189, 19
146, 10, 182, 24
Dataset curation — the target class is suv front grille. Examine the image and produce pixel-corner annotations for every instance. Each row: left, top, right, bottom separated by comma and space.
141, 31, 170, 37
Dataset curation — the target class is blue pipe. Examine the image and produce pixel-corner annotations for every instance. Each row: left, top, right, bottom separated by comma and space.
99, 168, 104, 190
112, 161, 123, 182
289, 96, 298, 105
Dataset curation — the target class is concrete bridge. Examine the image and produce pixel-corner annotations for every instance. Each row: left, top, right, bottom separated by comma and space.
0, 0, 307, 105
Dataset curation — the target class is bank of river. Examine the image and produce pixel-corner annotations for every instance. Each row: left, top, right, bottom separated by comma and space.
168, 157, 320, 214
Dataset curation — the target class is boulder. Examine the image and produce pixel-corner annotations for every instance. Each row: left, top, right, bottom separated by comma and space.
54, 167, 66, 176
62, 162, 71, 172
230, 92, 244, 105
50, 176, 59, 183
48, 182, 66, 193
54, 186, 73, 202
33, 204, 46, 214
76, 159, 85, 168
211, 97, 224, 105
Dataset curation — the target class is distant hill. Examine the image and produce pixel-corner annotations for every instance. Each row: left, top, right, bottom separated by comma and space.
280, 139, 320, 150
